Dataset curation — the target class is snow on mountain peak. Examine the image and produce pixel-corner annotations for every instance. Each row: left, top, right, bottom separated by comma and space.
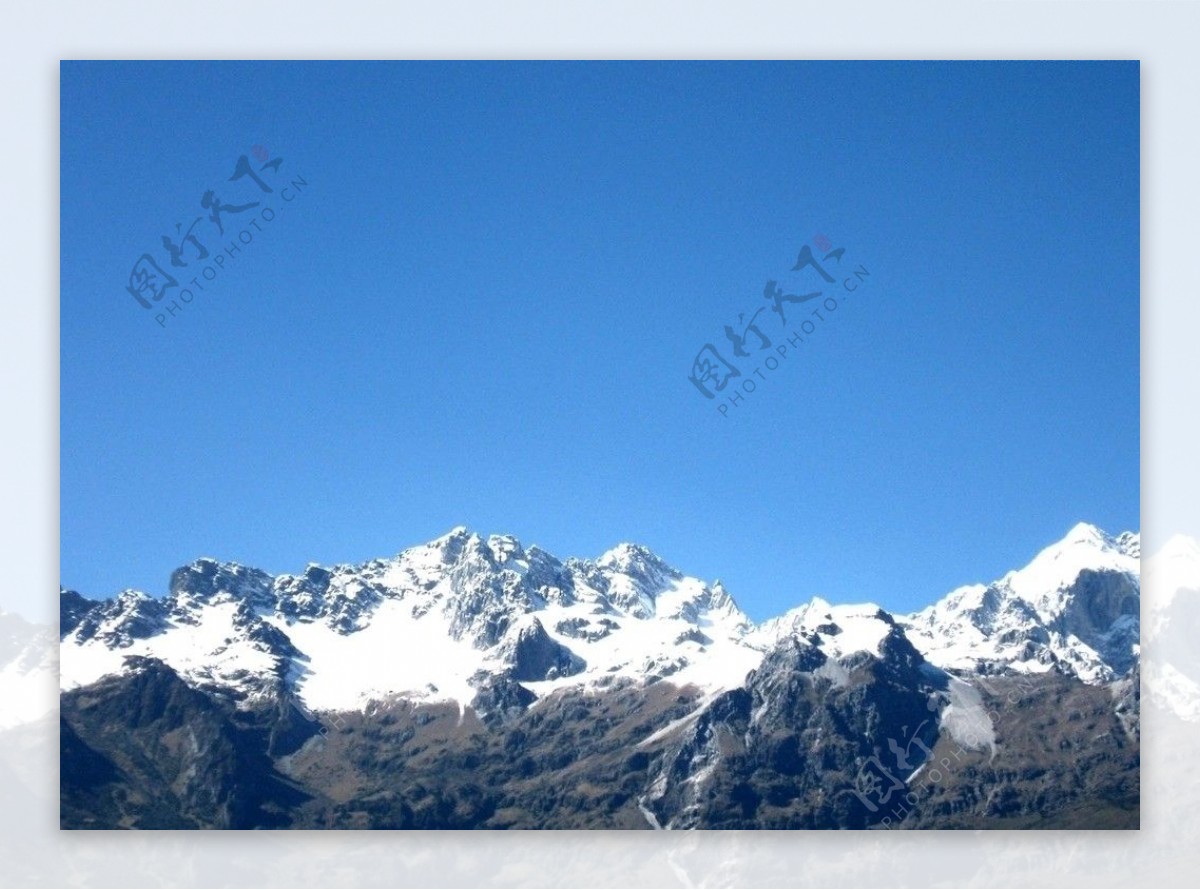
1001, 523, 1139, 620
486, 534, 525, 564
421, 525, 487, 563
60, 531, 763, 713
1141, 534, 1200, 721
57, 523, 1146, 717
596, 542, 678, 577
1156, 532, 1200, 562
1145, 533, 1200, 612
901, 523, 1141, 683
0, 610, 56, 729
1064, 521, 1108, 545
756, 597, 895, 660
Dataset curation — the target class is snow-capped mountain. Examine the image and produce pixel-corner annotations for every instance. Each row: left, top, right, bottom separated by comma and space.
60, 527, 762, 713
755, 598, 900, 661
900, 522, 1140, 684
57, 522, 1151, 831
0, 610, 56, 730
59, 522, 1141, 717
1142, 533, 1200, 720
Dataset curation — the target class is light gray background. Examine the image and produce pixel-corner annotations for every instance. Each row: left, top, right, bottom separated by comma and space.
3, 0, 1197, 886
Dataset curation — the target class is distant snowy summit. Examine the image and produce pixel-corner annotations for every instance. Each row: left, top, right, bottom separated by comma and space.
901, 522, 1140, 684
59, 522, 1142, 715
0, 609, 56, 729
1142, 533, 1200, 720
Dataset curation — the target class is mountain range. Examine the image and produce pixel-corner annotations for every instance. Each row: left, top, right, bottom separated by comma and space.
55, 522, 1144, 829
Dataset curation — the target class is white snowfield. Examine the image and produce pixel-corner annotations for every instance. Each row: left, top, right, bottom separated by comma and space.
57, 522, 1145, 716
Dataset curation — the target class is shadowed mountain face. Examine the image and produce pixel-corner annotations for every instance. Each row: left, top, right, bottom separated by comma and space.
56, 524, 1143, 829
59, 658, 314, 829
58, 643, 1137, 830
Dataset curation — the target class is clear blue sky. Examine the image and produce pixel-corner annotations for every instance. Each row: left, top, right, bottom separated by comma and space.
60, 61, 1139, 621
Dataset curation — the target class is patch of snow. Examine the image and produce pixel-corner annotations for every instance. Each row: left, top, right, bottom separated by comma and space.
939, 677, 996, 757
756, 597, 892, 659
1002, 522, 1139, 622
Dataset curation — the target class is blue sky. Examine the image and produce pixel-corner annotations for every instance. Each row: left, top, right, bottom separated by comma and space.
60, 61, 1139, 621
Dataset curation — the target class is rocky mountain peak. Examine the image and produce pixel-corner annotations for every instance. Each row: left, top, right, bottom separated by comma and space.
58, 523, 1143, 717
596, 542, 679, 580
902, 523, 1140, 683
